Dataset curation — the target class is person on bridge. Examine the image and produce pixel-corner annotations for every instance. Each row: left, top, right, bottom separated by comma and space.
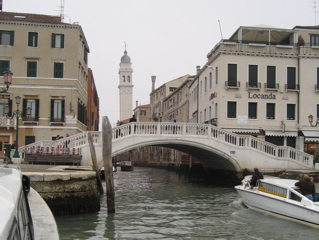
250, 168, 263, 188
129, 115, 137, 134
295, 174, 315, 201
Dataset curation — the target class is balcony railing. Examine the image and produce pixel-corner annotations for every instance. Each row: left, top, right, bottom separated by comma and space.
285, 84, 300, 92
246, 82, 261, 90
225, 81, 240, 89
264, 83, 279, 91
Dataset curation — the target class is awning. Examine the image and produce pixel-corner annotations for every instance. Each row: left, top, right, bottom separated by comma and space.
302, 130, 319, 142
265, 130, 298, 137
226, 128, 260, 133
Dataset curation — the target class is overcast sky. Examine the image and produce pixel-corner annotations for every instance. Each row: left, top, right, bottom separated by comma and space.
4, 0, 318, 127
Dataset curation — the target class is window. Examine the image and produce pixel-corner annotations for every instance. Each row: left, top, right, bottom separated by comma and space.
227, 101, 237, 118
0, 60, 9, 76
0, 30, 14, 45
51, 33, 64, 48
317, 68, 319, 90
200, 81, 202, 95
0, 98, 10, 117
209, 72, 212, 89
50, 99, 65, 122
248, 65, 258, 87
248, 102, 257, 119
27, 62, 37, 77
317, 104, 319, 121
310, 35, 319, 46
204, 109, 206, 122
287, 67, 296, 89
25, 136, 35, 145
28, 32, 38, 47
215, 67, 218, 85
287, 104, 295, 120
54, 62, 64, 78
140, 110, 146, 116
227, 64, 237, 87
266, 103, 275, 119
23, 99, 39, 121
209, 106, 212, 120
267, 66, 276, 88
204, 77, 207, 93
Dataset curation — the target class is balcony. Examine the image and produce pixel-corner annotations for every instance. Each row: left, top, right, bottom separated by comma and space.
246, 82, 261, 90
285, 84, 300, 92
264, 83, 279, 91
225, 81, 240, 89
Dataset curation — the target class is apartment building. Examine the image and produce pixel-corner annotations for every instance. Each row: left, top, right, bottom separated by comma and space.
0, 12, 98, 154
194, 25, 319, 159
150, 74, 190, 122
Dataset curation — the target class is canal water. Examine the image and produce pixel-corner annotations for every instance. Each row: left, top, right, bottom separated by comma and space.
56, 167, 319, 239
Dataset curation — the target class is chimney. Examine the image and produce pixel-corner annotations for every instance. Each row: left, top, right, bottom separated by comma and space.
196, 66, 201, 74
151, 76, 156, 91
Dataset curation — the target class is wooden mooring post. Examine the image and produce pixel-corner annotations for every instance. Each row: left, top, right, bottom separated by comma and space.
88, 132, 104, 194
102, 116, 115, 213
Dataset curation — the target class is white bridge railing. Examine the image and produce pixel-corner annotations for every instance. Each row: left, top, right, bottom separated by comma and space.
18, 122, 313, 168
112, 122, 313, 167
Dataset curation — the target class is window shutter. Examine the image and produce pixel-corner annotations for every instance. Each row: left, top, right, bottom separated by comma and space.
50, 99, 54, 121
22, 99, 27, 119
35, 99, 39, 120
61, 100, 65, 121
61, 34, 64, 48
51, 33, 56, 48
8, 99, 12, 116
10, 31, 14, 46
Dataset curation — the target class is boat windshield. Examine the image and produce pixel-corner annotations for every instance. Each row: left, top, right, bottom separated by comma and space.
258, 181, 287, 198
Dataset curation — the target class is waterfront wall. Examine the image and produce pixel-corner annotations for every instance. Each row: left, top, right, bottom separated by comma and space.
25, 170, 100, 216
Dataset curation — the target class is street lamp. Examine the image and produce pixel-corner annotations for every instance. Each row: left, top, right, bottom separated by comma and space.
308, 114, 319, 127
1, 69, 13, 93
4, 96, 31, 158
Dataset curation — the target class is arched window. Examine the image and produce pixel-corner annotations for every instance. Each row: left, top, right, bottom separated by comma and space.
122, 75, 125, 82
127, 76, 130, 82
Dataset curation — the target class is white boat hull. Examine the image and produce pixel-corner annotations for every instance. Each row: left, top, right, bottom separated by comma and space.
235, 177, 319, 227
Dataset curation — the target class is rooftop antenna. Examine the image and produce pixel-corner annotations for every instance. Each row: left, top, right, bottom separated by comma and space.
124, 41, 128, 51
311, 1, 318, 25
59, 0, 65, 21
218, 20, 224, 40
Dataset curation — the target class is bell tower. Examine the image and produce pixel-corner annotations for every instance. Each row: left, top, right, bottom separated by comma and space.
118, 47, 133, 121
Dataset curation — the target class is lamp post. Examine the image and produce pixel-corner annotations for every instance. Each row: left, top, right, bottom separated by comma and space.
4, 96, 31, 158
1, 69, 13, 93
308, 114, 319, 127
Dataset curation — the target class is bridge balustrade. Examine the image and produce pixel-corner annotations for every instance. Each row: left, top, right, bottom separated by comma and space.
14, 122, 312, 168
113, 122, 313, 167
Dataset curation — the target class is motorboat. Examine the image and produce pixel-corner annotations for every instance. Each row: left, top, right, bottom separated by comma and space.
235, 175, 319, 227
0, 164, 59, 239
120, 161, 134, 171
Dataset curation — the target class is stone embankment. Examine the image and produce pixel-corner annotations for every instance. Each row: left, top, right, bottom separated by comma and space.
19, 164, 100, 216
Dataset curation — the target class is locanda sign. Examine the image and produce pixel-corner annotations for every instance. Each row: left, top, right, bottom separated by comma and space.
248, 92, 276, 99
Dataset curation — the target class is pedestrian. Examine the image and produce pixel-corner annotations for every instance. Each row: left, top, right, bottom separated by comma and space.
11, 140, 16, 149
295, 174, 315, 201
173, 120, 177, 134
250, 168, 263, 187
129, 115, 137, 122
129, 115, 137, 134
313, 176, 319, 202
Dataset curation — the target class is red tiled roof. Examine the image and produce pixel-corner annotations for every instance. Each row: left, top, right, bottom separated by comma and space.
0, 11, 64, 24
294, 25, 319, 29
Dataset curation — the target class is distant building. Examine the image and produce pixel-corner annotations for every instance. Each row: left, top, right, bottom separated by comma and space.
150, 74, 190, 122
133, 101, 151, 122
118, 49, 133, 121
0, 12, 98, 153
